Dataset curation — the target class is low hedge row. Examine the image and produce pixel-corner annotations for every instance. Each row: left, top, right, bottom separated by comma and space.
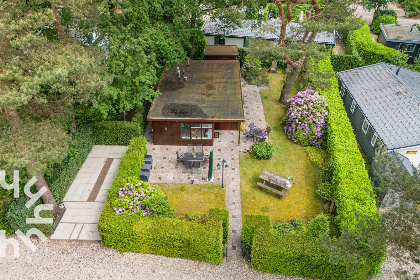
45, 126, 94, 202
91, 121, 142, 145
314, 57, 377, 230
98, 136, 225, 263
208, 208, 229, 244
349, 24, 408, 67
241, 214, 271, 250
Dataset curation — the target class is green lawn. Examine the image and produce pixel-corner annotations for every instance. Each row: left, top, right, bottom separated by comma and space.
158, 183, 225, 216
240, 72, 324, 223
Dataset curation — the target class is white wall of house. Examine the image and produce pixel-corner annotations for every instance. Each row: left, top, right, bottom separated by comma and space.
396, 145, 420, 169
204, 35, 245, 47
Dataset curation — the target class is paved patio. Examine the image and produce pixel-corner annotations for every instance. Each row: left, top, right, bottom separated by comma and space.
50, 145, 126, 241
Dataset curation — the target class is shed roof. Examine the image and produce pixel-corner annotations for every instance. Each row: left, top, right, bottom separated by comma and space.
380, 24, 420, 43
337, 63, 420, 150
201, 19, 336, 45
148, 60, 244, 121
204, 45, 238, 55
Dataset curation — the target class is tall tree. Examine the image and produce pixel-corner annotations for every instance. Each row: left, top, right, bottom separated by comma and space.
362, 0, 395, 11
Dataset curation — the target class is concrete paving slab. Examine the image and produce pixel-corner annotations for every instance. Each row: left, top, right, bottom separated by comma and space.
50, 223, 76, 240
78, 224, 100, 241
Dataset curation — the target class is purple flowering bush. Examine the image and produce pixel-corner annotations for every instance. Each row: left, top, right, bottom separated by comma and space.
112, 177, 164, 216
283, 89, 328, 147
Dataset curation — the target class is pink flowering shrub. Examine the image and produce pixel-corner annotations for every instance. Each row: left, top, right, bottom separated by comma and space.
112, 177, 163, 216
283, 89, 328, 146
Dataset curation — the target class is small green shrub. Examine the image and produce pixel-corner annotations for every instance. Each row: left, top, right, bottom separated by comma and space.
373, 9, 398, 21
193, 32, 207, 60
91, 121, 142, 145
306, 213, 330, 238
304, 146, 329, 169
399, 0, 420, 17
144, 195, 176, 218
131, 112, 147, 135
241, 214, 271, 250
316, 160, 336, 200
252, 142, 274, 159
208, 208, 229, 244
371, 15, 397, 34
6, 196, 53, 236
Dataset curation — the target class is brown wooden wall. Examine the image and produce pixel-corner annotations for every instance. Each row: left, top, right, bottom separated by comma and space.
151, 120, 240, 146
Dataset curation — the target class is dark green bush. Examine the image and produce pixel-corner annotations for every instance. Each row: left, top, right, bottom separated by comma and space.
399, 0, 420, 17
193, 32, 207, 60
306, 213, 330, 238
241, 214, 271, 250
330, 54, 362, 72
144, 195, 176, 218
252, 142, 274, 159
6, 196, 53, 236
371, 15, 397, 34
0, 188, 14, 235
373, 9, 398, 21
316, 160, 336, 200
208, 208, 229, 244
238, 47, 248, 66
91, 121, 142, 145
45, 126, 94, 202
75, 105, 106, 127
349, 24, 409, 66
131, 112, 147, 135
313, 57, 377, 231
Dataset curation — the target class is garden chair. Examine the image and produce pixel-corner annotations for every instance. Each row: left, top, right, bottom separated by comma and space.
187, 144, 194, 154
175, 151, 183, 167
196, 144, 203, 153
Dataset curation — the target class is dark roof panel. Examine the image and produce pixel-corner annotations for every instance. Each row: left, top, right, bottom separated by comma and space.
204, 45, 238, 55
338, 63, 420, 149
148, 60, 244, 121
381, 24, 420, 43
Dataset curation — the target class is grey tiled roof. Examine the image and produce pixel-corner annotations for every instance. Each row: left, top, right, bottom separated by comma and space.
338, 63, 420, 149
201, 19, 336, 45
380, 24, 420, 43
386, 63, 420, 100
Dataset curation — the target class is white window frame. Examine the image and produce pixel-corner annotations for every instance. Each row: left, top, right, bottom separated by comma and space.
362, 118, 369, 134
350, 100, 356, 113
371, 132, 378, 147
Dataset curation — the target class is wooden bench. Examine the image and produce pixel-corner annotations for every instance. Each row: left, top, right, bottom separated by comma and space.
257, 182, 289, 197
257, 170, 293, 197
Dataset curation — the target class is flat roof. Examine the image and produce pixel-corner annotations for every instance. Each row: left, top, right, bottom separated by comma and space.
204, 45, 238, 55
148, 60, 244, 121
338, 63, 420, 150
202, 19, 336, 45
381, 24, 420, 43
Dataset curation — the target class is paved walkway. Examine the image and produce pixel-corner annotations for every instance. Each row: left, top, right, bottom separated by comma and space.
50, 146, 126, 241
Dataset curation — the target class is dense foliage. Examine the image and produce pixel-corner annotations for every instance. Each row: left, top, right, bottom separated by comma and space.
241, 214, 271, 250
208, 208, 229, 244
399, 0, 420, 17
252, 142, 275, 159
283, 89, 328, 147
0, 187, 14, 235
371, 15, 397, 34
91, 121, 142, 145
313, 57, 378, 231
330, 54, 362, 72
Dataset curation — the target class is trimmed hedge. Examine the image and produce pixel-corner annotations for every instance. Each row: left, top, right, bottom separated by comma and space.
91, 121, 142, 145
371, 15, 397, 34
209, 208, 229, 244
330, 54, 362, 73
98, 136, 225, 263
313, 57, 377, 230
45, 126, 94, 202
251, 231, 367, 280
241, 214, 271, 250
349, 24, 408, 66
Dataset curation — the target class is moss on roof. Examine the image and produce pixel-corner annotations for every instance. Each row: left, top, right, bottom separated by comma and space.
148, 60, 244, 121
204, 45, 238, 55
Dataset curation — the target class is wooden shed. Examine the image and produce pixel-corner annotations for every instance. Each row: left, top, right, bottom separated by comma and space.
147, 60, 244, 146
204, 45, 238, 60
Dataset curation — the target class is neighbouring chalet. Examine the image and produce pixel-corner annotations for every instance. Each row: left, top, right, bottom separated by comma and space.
337, 63, 420, 174
147, 60, 244, 146
378, 23, 420, 64
204, 45, 238, 60
201, 19, 336, 47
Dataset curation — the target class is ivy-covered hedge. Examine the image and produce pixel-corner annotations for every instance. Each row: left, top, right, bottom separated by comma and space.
241, 214, 271, 250
98, 136, 224, 263
91, 121, 142, 145
371, 15, 397, 34
45, 126, 94, 202
348, 24, 408, 66
314, 58, 377, 230
209, 208, 229, 244
251, 231, 366, 280
330, 54, 362, 73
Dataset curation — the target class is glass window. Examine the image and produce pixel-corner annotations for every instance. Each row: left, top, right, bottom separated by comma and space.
371, 132, 378, 147
191, 128, 201, 139
362, 118, 369, 134
340, 86, 345, 97
180, 123, 190, 139
350, 100, 356, 113
202, 128, 212, 139
399, 43, 415, 53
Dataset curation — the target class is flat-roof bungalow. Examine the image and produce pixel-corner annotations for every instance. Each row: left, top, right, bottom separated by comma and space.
337, 63, 420, 174
201, 19, 336, 47
378, 23, 420, 64
147, 60, 244, 146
